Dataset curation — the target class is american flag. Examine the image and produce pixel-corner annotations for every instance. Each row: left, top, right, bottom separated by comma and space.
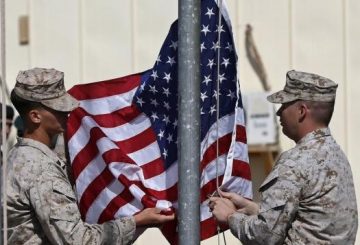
67, 0, 251, 243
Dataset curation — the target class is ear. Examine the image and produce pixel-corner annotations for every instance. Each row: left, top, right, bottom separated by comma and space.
28, 109, 42, 124
298, 102, 309, 123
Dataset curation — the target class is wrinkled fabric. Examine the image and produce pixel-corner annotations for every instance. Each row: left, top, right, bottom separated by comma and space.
229, 128, 358, 244
7, 137, 136, 245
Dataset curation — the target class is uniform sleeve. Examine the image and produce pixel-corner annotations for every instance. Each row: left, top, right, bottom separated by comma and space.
228, 160, 303, 245
28, 170, 136, 245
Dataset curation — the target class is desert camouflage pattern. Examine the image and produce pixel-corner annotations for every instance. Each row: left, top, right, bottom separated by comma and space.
267, 70, 338, 104
6, 137, 136, 244
13, 68, 79, 112
228, 128, 358, 244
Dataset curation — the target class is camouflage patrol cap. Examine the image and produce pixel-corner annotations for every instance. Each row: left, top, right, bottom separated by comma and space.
267, 70, 338, 104
13, 68, 79, 112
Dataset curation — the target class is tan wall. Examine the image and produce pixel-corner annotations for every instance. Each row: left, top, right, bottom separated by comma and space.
3, 0, 360, 244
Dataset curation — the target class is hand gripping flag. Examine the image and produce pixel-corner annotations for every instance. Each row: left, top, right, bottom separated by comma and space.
67, 0, 252, 243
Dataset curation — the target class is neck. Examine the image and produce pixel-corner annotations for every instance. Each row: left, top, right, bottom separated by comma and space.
296, 123, 327, 143
24, 128, 53, 148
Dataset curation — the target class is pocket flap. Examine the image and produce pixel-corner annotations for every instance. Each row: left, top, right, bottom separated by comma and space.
50, 179, 80, 222
260, 197, 287, 212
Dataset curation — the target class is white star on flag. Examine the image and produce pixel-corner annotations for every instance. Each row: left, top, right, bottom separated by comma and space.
207, 59, 216, 69
169, 40, 178, 50
164, 101, 171, 110
221, 58, 231, 68
203, 75, 212, 86
205, 7, 215, 19
150, 112, 159, 121
151, 70, 159, 80
200, 42, 207, 53
201, 25, 211, 36
163, 73, 172, 83
211, 41, 220, 50
150, 98, 159, 107
158, 129, 165, 140
149, 85, 158, 94
166, 56, 176, 66
163, 87, 171, 97
136, 97, 145, 107
156, 55, 162, 65
200, 91, 208, 102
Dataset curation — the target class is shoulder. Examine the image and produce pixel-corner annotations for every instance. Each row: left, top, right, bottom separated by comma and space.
8, 144, 52, 171
7, 143, 62, 190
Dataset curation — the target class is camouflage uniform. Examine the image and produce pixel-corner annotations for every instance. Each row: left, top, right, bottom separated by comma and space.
7, 137, 135, 244
228, 71, 358, 244
228, 128, 358, 244
7, 68, 136, 244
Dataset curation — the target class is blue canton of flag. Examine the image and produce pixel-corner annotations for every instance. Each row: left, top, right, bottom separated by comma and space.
134, 0, 240, 170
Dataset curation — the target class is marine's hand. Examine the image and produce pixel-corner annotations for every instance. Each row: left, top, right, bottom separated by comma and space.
218, 189, 259, 215
134, 208, 175, 227
209, 197, 236, 225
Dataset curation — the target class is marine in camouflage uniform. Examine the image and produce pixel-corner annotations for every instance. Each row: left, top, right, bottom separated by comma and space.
6, 68, 174, 244
210, 70, 358, 244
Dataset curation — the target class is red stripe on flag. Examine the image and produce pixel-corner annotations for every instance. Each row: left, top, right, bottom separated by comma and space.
200, 217, 222, 241
115, 127, 157, 154
232, 159, 251, 181
98, 188, 134, 224
102, 149, 136, 165
68, 73, 141, 100
141, 195, 157, 208
72, 127, 108, 179
200, 175, 224, 203
236, 124, 247, 144
200, 133, 232, 171
140, 158, 166, 179
67, 107, 84, 140
118, 175, 178, 202
79, 168, 114, 219
67, 104, 142, 140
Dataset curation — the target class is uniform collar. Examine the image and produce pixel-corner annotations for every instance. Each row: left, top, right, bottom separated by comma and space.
296, 127, 331, 146
16, 137, 60, 162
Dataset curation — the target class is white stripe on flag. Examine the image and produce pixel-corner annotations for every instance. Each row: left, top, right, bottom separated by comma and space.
200, 155, 226, 187
68, 113, 151, 161
127, 141, 161, 166
221, 177, 252, 199
108, 161, 178, 192
79, 86, 138, 114
76, 154, 107, 198
85, 180, 125, 223
200, 113, 235, 160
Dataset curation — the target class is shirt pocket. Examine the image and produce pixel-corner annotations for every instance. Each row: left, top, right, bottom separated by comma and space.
258, 169, 288, 233
50, 178, 80, 222
259, 195, 287, 234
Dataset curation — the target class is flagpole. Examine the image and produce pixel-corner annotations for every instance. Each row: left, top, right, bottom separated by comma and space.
178, 0, 201, 244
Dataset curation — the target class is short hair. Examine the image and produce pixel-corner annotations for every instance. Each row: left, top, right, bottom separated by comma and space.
303, 100, 335, 126
10, 90, 44, 120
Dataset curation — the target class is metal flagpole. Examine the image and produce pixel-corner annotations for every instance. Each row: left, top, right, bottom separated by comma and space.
177, 0, 201, 244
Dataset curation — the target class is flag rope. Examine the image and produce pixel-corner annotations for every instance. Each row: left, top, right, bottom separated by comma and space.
215, 0, 227, 244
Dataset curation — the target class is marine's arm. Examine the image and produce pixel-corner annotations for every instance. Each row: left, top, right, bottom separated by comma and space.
212, 161, 303, 244
29, 171, 173, 244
